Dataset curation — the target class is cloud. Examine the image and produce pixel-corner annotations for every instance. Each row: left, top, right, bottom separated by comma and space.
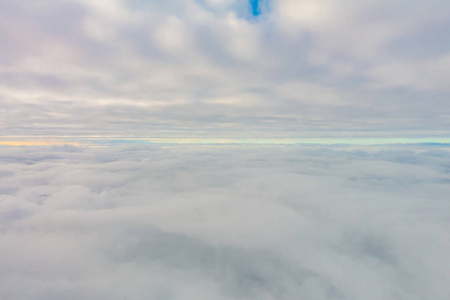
1, 1, 449, 297
1, 144, 450, 299
1, 0, 450, 137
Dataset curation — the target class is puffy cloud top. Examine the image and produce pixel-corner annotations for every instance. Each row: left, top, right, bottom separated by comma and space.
1, 144, 450, 299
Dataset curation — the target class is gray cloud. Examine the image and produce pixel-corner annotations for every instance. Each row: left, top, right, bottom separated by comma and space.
1, 0, 449, 137
2, 2, 450, 298
1, 144, 450, 299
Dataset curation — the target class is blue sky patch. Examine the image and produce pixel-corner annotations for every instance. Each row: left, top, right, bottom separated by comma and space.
249, 0, 261, 16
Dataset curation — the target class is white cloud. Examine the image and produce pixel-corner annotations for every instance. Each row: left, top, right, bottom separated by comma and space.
1, 0, 450, 137
367, 54, 450, 91
1, 144, 450, 299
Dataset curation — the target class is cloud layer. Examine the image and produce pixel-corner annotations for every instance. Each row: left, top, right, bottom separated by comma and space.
1, 144, 450, 299
1, 0, 450, 137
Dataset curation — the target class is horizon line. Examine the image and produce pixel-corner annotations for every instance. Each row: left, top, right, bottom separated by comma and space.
1, 137, 450, 147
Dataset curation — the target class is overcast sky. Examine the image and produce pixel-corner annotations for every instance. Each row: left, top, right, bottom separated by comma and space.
1, 0, 450, 139
2, 3, 450, 298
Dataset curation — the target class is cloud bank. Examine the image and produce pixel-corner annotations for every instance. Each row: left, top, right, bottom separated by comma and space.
1, 144, 449, 299
1, 0, 450, 137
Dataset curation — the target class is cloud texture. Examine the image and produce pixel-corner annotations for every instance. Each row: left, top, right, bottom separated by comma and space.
1, 0, 450, 137
1, 144, 450, 299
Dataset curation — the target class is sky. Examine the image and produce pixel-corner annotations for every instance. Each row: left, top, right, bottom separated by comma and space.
2, 2, 450, 299
1, 0, 450, 142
